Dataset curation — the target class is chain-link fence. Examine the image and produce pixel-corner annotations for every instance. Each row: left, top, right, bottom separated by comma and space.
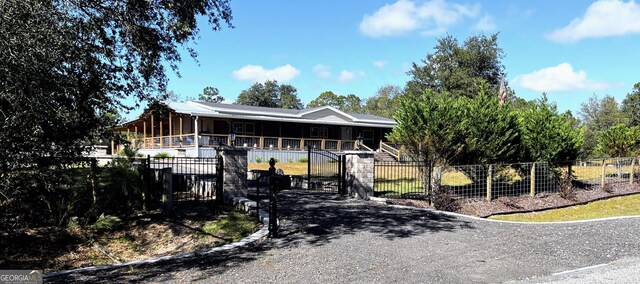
374, 157, 640, 201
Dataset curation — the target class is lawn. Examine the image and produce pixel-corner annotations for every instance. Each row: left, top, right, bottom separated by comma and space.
489, 194, 640, 222
249, 162, 308, 175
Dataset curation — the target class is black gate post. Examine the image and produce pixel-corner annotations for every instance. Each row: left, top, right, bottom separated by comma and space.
341, 156, 347, 195
307, 147, 311, 190
268, 158, 278, 238
338, 155, 343, 195
215, 156, 224, 205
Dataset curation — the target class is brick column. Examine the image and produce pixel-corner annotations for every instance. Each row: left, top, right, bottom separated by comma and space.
344, 151, 375, 199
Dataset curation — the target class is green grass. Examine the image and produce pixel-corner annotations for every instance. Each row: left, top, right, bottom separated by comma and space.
201, 211, 258, 242
490, 194, 640, 222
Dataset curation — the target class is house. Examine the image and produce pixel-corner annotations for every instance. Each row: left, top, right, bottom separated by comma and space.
113, 101, 397, 157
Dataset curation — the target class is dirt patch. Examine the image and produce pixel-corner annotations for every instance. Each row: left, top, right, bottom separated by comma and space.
391, 182, 640, 218
1, 206, 259, 272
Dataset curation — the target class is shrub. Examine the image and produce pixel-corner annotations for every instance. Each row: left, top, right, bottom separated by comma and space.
255, 157, 262, 163
298, 157, 308, 163
287, 158, 293, 163
432, 186, 459, 212
92, 213, 122, 232
153, 152, 171, 159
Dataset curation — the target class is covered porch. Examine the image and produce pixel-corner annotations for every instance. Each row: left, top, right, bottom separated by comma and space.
114, 112, 391, 154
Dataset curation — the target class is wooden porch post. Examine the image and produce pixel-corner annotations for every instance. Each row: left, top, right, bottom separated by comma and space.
143, 121, 147, 149
179, 115, 183, 146
159, 117, 163, 148
169, 113, 173, 148
150, 112, 155, 149
134, 126, 138, 148
194, 116, 199, 152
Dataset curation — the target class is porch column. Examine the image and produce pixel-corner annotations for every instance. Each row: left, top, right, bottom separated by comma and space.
143, 121, 147, 149
134, 126, 138, 148
150, 112, 155, 149
194, 116, 199, 153
169, 113, 173, 148
179, 115, 183, 147
159, 118, 163, 148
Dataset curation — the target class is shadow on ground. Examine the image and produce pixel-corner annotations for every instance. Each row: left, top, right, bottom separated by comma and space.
47, 190, 475, 283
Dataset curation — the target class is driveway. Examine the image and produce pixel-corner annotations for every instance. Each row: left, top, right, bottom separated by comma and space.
50, 191, 640, 283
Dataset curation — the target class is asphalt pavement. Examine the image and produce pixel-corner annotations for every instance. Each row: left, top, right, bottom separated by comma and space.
50, 191, 640, 283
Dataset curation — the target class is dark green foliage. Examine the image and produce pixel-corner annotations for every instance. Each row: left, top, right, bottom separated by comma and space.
579, 95, 627, 157
595, 124, 640, 157
518, 95, 583, 165
307, 91, 363, 113
236, 80, 303, 109
1, 0, 232, 232
198, 86, 225, 103
388, 90, 466, 166
458, 86, 522, 165
622, 82, 640, 127
406, 33, 505, 98
363, 85, 402, 118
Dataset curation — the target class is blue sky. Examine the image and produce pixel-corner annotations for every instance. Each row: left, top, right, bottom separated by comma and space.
143, 0, 640, 119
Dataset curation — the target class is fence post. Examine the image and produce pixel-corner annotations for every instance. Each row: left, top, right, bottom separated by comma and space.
144, 155, 151, 210
530, 162, 536, 197
486, 165, 493, 201
216, 156, 224, 205
601, 159, 606, 187
307, 147, 311, 189
631, 158, 636, 185
162, 168, 173, 216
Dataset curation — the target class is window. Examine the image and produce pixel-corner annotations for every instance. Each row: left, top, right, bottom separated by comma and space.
245, 122, 255, 135
233, 122, 243, 134
310, 126, 328, 138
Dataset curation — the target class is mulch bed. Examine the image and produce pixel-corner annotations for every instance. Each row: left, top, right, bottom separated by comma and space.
391, 181, 640, 218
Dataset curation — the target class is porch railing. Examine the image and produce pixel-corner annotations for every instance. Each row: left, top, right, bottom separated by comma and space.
133, 133, 358, 152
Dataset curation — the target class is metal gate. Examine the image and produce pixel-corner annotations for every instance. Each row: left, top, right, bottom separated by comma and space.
307, 148, 345, 194
148, 156, 223, 208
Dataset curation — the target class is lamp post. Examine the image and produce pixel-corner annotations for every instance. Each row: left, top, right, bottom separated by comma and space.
229, 128, 236, 147
356, 134, 364, 150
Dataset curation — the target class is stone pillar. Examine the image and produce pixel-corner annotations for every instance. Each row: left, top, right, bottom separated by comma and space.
218, 147, 248, 199
344, 151, 375, 199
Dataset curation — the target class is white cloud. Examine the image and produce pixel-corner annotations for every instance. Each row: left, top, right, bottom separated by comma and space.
337, 71, 356, 83
548, 0, 640, 43
337, 70, 365, 83
474, 14, 497, 31
514, 63, 608, 93
232, 64, 300, 83
312, 64, 332, 79
372, 60, 388, 69
359, 0, 480, 37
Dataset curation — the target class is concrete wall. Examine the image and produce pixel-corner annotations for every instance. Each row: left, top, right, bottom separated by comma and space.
344, 151, 375, 199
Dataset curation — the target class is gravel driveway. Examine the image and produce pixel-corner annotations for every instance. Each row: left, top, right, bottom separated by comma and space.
50, 191, 640, 283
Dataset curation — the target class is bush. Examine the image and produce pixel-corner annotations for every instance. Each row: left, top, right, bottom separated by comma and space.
298, 157, 308, 163
255, 157, 262, 163
153, 152, 171, 159
432, 186, 459, 212
92, 213, 122, 232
